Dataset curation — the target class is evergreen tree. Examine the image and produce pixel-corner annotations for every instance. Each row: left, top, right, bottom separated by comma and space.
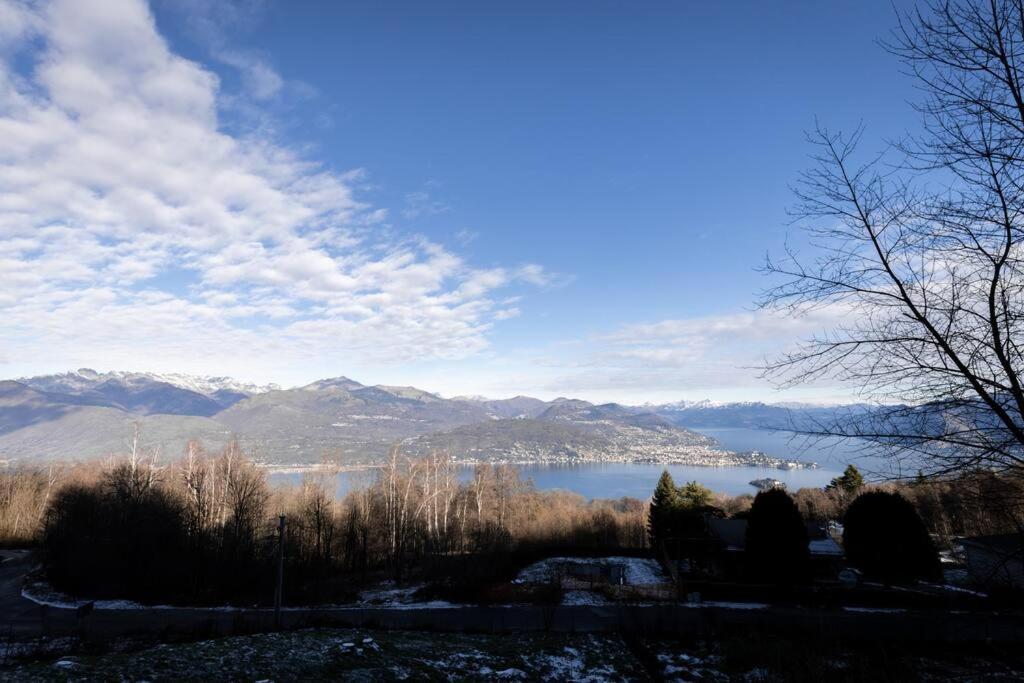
648, 470, 678, 550
843, 491, 941, 584
826, 464, 865, 495
677, 481, 713, 509
745, 488, 810, 584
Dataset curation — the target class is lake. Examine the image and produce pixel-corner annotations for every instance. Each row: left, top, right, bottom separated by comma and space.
268, 427, 897, 500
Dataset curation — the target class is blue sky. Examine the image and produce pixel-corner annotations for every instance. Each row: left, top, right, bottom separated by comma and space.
0, 0, 918, 403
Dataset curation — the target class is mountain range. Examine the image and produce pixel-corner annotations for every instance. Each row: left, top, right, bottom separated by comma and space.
0, 369, 850, 466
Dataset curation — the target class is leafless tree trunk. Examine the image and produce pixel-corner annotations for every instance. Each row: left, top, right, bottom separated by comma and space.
761, 0, 1024, 483
472, 464, 491, 523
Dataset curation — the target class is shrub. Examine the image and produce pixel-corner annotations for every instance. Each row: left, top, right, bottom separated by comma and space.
745, 488, 810, 584
43, 483, 192, 602
843, 490, 941, 584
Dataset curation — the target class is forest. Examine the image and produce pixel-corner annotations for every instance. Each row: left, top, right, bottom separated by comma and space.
1, 436, 1020, 607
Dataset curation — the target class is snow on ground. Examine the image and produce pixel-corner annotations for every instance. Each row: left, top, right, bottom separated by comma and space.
536, 642, 620, 682
655, 650, 729, 682
22, 576, 459, 612
514, 556, 667, 585
21, 579, 241, 611
358, 583, 420, 605
693, 601, 769, 610
0, 637, 78, 664
357, 583, 460, 609
22, 580, 179, 611
926, 582, 988, 598
561, 590, 611, 606
1, 628, 647, 680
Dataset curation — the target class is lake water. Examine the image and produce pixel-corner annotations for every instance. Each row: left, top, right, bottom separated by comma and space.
268, 427, 896, 500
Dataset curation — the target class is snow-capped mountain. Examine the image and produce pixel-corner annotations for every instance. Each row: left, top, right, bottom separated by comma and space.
646, 399, 874, 430
20, 369, 277, 404
137, 372, 280, 397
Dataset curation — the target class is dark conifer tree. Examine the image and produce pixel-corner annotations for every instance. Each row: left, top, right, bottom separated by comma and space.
648, 470, 678, 551
745, 488, 810, 584
827, 465, 865, 496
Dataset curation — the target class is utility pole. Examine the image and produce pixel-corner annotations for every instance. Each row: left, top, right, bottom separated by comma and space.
274, 514, 285, 629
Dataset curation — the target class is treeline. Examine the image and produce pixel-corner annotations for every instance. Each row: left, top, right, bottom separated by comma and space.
790, 468, 1024, 540
2, 444, 1021, 603
647, 468, 943, 585
9, 441, 647, 605
692, 466, 1024, 542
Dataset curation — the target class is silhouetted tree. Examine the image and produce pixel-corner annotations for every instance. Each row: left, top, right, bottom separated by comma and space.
648, 470, 678, 550
760, 0, 1024, 488
843, 490, 941, 584
43, 483, 191, 603
745, 488, 810, 584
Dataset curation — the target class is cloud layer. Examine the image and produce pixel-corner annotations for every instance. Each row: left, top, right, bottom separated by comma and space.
519, 306, 855, 403
0, 0, 542, 378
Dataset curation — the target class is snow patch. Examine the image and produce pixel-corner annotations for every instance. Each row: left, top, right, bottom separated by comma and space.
562, 590, 610, 606
357, 583, 461, 609
682, 601, 769, 610
514, 556, 667, 586
22, 579, 242, 611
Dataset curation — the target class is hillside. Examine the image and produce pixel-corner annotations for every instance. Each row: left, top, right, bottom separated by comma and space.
214, 379, 492, 462
0, 381, 230, 461
0, 370, 841, 466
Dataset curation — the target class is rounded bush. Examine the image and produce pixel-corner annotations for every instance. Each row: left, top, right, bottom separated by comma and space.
843, 490, 941, 584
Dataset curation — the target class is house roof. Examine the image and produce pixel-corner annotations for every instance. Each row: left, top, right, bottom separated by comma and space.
961, 534, 1022, 556
707, 518, 747, 551
808, 537, 843, 557
707, 517, 844, 557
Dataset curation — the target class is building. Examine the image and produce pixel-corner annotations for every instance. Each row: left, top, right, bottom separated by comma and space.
705, 518, 844, 579
961, 535, 1024, 589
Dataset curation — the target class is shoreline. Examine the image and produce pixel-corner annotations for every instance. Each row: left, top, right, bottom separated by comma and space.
262, 458, 819, 474
259, 463, 382, 475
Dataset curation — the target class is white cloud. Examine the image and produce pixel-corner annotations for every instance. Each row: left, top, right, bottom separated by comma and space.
0, 0, 547, 379
159, 0, 287, 102
401, 190, 448, 220
520, 306, 857, 403
215, 48, 283, 100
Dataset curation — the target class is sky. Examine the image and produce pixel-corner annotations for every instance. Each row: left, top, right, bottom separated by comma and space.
0, 0, 921, 404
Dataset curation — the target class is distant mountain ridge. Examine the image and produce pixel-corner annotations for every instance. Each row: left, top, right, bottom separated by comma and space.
0, 369, 860, 465
648, 400, 874, 430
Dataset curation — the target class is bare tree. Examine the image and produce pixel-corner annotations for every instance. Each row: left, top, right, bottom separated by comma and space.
180, 440, 214, 534
300, 474, 336, 565
762, 0, 1024, 480
105, 423, 161, 501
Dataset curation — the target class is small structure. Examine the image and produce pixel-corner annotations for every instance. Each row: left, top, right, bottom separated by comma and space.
705, 517, 748, 578
705, 518, 845, 579
513, 556, 673, 600
806, 525, 844, 577
557, 560, 626, 587
707, 518, 747, 553
961, 534, 1024, 589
